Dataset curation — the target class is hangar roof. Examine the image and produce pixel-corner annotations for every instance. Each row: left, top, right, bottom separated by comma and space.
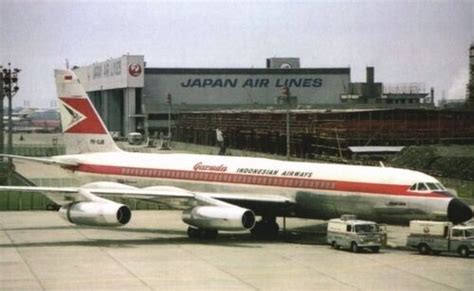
145, 67, 350, 75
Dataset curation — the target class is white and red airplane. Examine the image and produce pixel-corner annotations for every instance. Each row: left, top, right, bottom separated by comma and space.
0, 70, 472, 239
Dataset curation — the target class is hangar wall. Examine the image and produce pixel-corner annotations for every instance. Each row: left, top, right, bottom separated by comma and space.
143, 68, 351, 112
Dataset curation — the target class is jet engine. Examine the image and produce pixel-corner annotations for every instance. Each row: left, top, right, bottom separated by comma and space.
182, 206, 255, 231
59, 202, 131, 227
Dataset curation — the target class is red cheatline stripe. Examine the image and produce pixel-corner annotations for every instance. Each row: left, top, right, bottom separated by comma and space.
76, 163, 445, 198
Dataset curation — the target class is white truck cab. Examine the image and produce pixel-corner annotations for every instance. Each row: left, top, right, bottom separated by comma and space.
327, 215, 382, 253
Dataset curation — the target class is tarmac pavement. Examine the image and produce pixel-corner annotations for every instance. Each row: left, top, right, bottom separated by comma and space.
1, 211, 472, 291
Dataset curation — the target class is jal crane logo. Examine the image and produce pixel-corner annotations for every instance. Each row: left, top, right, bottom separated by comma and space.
128, 63, 142, 77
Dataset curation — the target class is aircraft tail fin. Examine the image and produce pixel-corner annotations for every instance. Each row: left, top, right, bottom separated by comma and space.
55, 69, 121, 154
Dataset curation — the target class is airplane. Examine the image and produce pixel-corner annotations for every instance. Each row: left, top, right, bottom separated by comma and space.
0, 69, 472, 239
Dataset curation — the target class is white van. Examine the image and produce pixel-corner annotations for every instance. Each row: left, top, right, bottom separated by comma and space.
127, 132, 143, 145
327, 215, 382, 253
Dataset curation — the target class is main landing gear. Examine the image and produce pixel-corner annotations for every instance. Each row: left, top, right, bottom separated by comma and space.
186, 216, 280, 240
187, 227, 218, 239
250, 216, 279, 238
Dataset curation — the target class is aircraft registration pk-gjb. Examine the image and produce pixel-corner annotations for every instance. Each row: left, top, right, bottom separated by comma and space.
0, 70, 472, 239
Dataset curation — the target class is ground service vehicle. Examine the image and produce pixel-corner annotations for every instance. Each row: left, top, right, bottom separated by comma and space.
127, 132, 143, 145
327, 215, 382, 253
406, 220, 474, 257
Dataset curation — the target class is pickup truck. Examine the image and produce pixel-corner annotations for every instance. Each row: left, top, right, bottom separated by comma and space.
406, 220, 474, 257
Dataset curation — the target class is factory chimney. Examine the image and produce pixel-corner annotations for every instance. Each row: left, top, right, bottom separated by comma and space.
468, 44, 474, 109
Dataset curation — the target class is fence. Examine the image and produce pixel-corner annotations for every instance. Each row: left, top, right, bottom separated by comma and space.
0, 176, 171, 211
9, 144, 65, 157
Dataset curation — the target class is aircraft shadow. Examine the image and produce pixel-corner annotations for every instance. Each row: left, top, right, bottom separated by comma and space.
0, 226, 327, 248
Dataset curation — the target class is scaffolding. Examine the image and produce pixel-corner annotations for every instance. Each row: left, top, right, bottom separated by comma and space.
175, 109, 474, 159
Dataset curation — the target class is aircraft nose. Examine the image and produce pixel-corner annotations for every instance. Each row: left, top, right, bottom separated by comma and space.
447, 198, 473, 224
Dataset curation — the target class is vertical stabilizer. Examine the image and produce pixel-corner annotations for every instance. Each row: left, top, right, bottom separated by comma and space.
55, 69, 121, 154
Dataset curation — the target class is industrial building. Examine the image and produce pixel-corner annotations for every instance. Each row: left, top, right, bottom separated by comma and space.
72, 55, 432, 136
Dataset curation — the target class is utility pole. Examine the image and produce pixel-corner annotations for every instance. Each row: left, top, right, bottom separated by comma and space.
0, 69, 3, 162
2, 63, 21, 185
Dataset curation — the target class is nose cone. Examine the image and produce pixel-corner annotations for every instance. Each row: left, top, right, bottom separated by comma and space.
447, 198, 473, 224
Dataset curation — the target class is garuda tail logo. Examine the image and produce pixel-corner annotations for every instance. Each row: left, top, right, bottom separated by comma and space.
59, 97, 107, 134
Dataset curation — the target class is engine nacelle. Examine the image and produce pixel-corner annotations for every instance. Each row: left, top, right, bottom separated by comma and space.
59, 202, 131, 227
182, 206, 255, 231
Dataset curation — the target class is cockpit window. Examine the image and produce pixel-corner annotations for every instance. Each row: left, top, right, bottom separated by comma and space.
409, 182, 446, 192
417, 183, 428, 191
426, 183, 440, 190
436, 183, 446, 191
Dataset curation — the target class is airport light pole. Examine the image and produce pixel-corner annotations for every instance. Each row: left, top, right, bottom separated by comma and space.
2, 63, 21, 185
282, 86, 291, 160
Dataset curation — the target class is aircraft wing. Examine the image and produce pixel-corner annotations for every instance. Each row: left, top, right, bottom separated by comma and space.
0, 154, 78, 167
0, 184, 295, 216
202, 192, 296, 216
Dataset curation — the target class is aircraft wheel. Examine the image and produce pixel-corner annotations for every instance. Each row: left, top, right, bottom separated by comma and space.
351, 242, 359, 253
250, 218, 279, 239
371, 246, 380, 253
418, 244, 430, 255
458, 246, 470, 258
187, 227, 218, 240
331, 241, 337, 248
202, 229, 218, 240
46, 204, 60, 211
187, 227, 200, 239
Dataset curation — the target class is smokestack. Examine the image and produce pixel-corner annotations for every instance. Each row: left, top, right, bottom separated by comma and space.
430, 87, 435, 106
469, 44, 474, 107
366, 67, 374, 84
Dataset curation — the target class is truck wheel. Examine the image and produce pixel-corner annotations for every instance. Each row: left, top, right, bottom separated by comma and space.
331, 241, 336, 248
351, 242, 359, 253
371, 246, 380, 253
458, 247, 470, 258
418, 244, 430, 255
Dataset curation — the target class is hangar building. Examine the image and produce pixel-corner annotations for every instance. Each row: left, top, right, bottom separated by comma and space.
72, 55, 428, 136
73, 55, 350, 136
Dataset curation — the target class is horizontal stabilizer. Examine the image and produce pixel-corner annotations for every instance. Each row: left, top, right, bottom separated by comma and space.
0, 154, 78, 167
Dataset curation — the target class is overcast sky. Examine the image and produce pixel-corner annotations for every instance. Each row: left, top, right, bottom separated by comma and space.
1, 0, 473, 108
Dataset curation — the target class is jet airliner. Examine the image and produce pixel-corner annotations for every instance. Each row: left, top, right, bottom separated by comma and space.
0, 69, 471, 239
